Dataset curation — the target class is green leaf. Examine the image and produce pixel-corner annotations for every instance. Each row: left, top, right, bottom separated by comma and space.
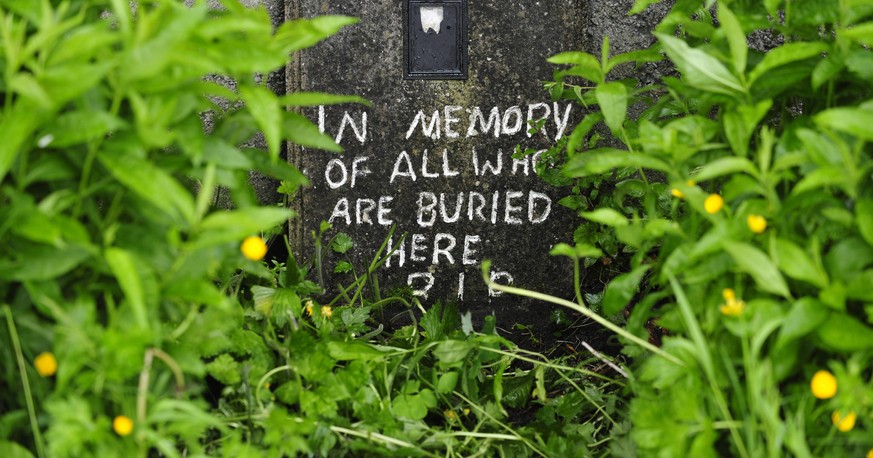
606, 48, 663, 74
273, 16, 359, 54
581, 208, 629, 227
655, 33, 744, 95
692, 157, 758, 182
280, 92, 369, 107
98, 148, 195, 223
774, 298, 829, 351
326, 341, 388, 361
842, 22, 873, 44
815, 107, 873, 141
817, 314, 873, 352
0, 102, 41, 183
0, 245, 90, 281
433, 340, 476, 366
549, 51, 603, 83
105, 248, 149, 331
331, 233, 353, 254
38, 111, 126, 148
333, 261, 353, 273
240, 85, 282, 159
436, 372, 459, 394
284, 112, 342, 152
196, 207, 293, 247
857, 199, 873, 246
391, 390, 435, 421
596, 82, 628, 135
773, 238, 829, 288
723, 100, 772, 157
748, 42, 828, 85
791, 166, 852, 196
717, 3, 747, 74
0, 441, 35, 458
603, 265, 651, 315
564, 148, 672, 177
549, 243, 604, 259
205, 354, 241, 385
723, 241, 791, 298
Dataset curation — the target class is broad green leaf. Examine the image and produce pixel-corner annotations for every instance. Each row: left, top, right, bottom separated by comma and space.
205, 354, 241, 385
38, 111, 126, 148
692, 157, 758, 182
846, 51, 873, 82
817, 314, 873, 352
196, 207, 293, 247
0, 441, 36, 458
841, 22, 873, 45
723, 99, 772, 157
564, 148, 672, 177
0, 102, 41, 183
549, 243, 603, 259
0, 245, 90, 281
98, 149, 195, 223
105, 248, 149, 331
433, 340, 475, 365
548, 51, 603, 83
791, 166, 853, 196
815, 107, 873, 141
603, 265, 651, 315
284, 112, 342, 152
857, 199, 873, 246
774, 297, 829, 351
273, 16, 359, 54
280, 92, 369, 107
566, 113, 604, 156
581, 208, 629, 227
242, 147, 309, 186
773, 238, 829, 288
847, 270, 873, 301
717, 3, 747, 74
331, 233, 353, 254
656, 33, 744, 95
606, 48, 663, 74
748, 42, 829, 85
630, 0, 664, 14
723, 241, 791, 298
392, 391, 435, 421
436, 372, 459, 394
764, 0, 783, 16
240, 85, 282, 158
596, 82, 628, 135
326, 341, 388, 361
812, 54, 845, 90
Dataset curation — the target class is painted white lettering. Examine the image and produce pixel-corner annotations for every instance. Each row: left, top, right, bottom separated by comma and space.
390, 151, 417, 183
417, 192, 437, 227
529, 191, 552, 223
336, 111, 367, 144
473, 148, 503, 176
377, 196, 394, 225
502, 106, 523, 135
511, 155, 529, 176
408, 272, 435, 299
351, 156, 370, 188
468, 192, 487, 222
442, 149, 459, 177
432, 233, 456, 264
463, 235, 481, 265
444, 105, 462, 138
440, 193, 464, 223
385, 235, 405, 268
504, 191, 524, 224
328, 198, 350, 225
488, 270, 514, 297
406, 110, 441, 140
527, 103, 551, 138
466, 106, 500, 137
356, 198, 376, 224
325, 159, 347, 189
410, 234, 428, 262
421, 149, 439, 178
553, 103, 573, 140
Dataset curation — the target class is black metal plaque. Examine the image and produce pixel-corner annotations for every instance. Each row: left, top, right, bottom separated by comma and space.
403, 0, 468, 80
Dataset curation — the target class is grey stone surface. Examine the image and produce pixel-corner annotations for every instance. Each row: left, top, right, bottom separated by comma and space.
288, 0, 588, 330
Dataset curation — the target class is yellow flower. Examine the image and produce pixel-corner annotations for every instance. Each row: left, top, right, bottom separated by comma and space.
444, 409, 458, 421
704, 194, 724, 214
722, 288, 735, 301
810, 370, 838, 399
304, 301, 314, 316
240, 236, 268, 261
113, 415, 134, 436
867, 448, 873, 458
320, 306, 333, 318
671, 180, 696, 199
719, 289, 745, 316
34, 352, 57, 377
831, 410, 856, 432
747, 214, 767, 234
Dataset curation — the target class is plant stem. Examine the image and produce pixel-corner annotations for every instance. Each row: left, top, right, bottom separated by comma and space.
3, 305, 47, 458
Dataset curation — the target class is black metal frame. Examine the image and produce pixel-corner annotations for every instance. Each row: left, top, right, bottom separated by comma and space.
403, 0, 468, 80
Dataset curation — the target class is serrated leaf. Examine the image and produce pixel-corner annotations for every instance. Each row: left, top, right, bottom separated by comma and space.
206, 354, 241, 385
331, 233, 353, 254
334, 261, 353, 273
723, 241, 791, 298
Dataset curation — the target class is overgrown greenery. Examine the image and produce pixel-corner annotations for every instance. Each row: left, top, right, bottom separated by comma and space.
0, 1, 622, 457
515, 0, 873, 456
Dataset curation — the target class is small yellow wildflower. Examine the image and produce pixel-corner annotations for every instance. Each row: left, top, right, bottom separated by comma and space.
320, 306, 333, 318
704, 194, 724, 214
240, 236, 268, 261
444, 409, 458, 421
831, 410, 856, 432
113, 415, 134, 436
747, 214, 767, 234
34, 352, 57, 377
719, 289, 745, 317
670, 180, 696, 198
810, 370, 838, 399
866, 448, 873, 458
304, 301, 314, 316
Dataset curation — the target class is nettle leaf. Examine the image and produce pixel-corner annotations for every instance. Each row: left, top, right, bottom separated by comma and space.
655, 33, 745, 96
206, 354, 241, 385
333, 261, 353, 273
595, 82, 628, 135
723, 241, 791, 298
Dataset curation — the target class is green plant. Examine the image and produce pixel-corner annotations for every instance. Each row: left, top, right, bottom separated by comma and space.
507, 0, 873, 456
0, 0, 361, 455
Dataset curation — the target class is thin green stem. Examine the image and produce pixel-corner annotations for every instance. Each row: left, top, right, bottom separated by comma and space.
3, 305, 47, 458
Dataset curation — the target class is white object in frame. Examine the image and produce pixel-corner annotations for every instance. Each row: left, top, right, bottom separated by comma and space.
419, 6, 444, 34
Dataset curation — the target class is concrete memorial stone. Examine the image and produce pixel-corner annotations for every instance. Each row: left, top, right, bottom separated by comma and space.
288, 0, 586, 330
